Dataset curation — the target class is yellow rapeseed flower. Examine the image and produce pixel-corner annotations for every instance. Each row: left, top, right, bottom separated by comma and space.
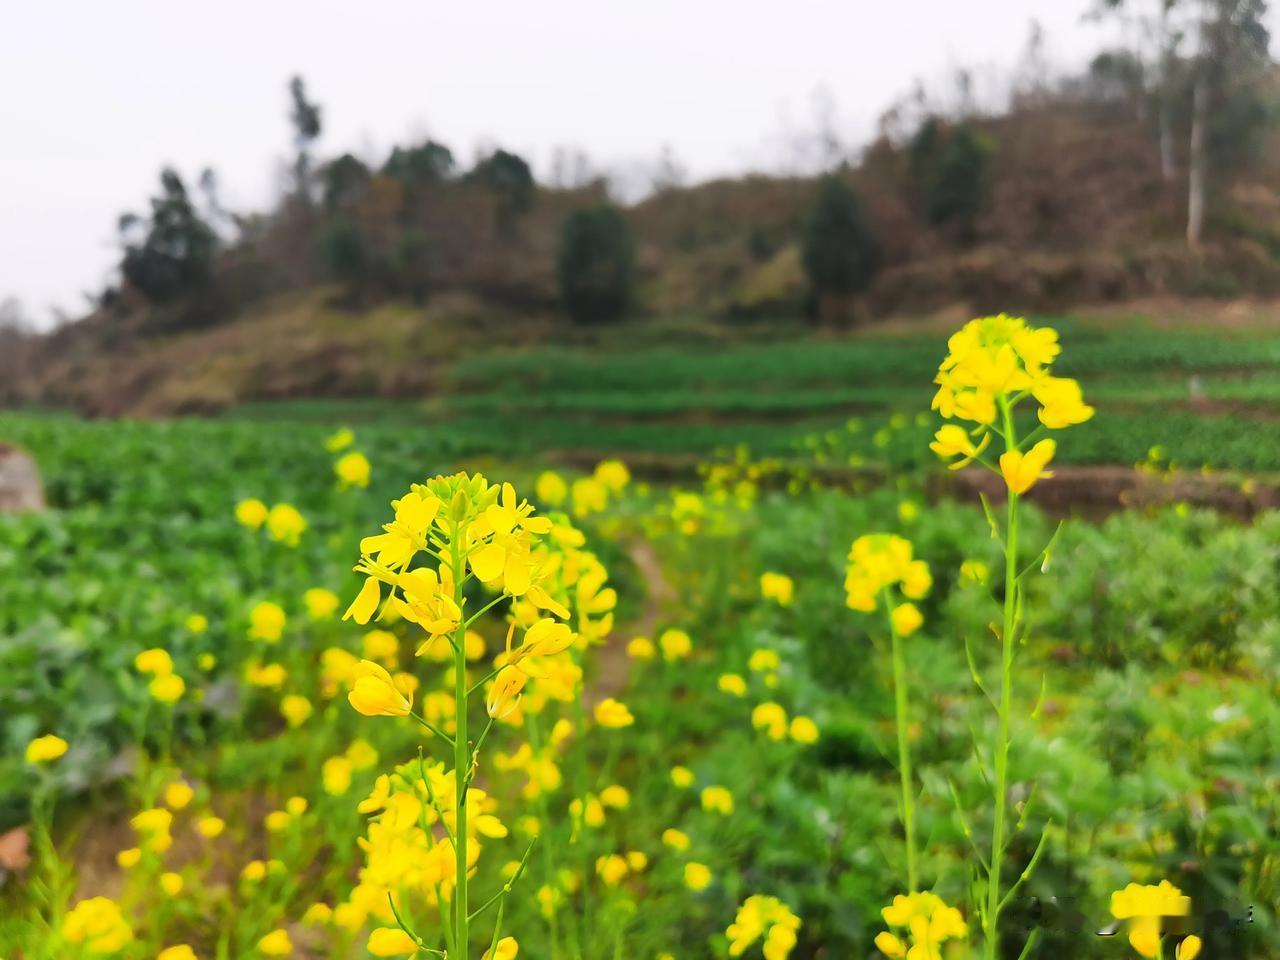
663, 828, 690, 851
323, 756, 354, 796
195, 816, 225, 839
659, 628, 692, 661
593, 459, 631, 492
249, 600, 287, 642
789, 716, 820, 743
326, 427, 354, 451
163, 780, 194, 810
483, 937, 519, 960
701, 786, 734, 815
596, 854, 629, 886
890, 603, 923, 637
685, 862, 712, 890
348, 660, 413, 717
157, 947, 198, 960
876, 891, 967, 959
134, 648, 174, 675
536, 470, 568, 507
999, 439, 1056, 495
63, 897, 133, 953
304, 587, 340, 619
594, 698, 634, 728
149, 673, 186, 704
367, 927, 418, 956
266, 503, 307, 546
257, 929, 293, 956
599, 785, 630, 809
929, 424, 991, 470
1110, 881, 1193, 959
26, 734, 68, 764
627, 635, 656, 660
280, 694, 313, 727
752, 702, 788, 740
235, 498, 268, 529
759, 572, 794, 606
335, 451, 371, 489
719, 673, 747, 696
726, 895, 801, 960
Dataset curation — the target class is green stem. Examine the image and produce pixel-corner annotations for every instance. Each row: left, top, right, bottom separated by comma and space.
452, 535, 470, 960
463, 594, 507, 631
986, 396, 1020, 960
527, 715, 563, 960
882, 587, 917, 893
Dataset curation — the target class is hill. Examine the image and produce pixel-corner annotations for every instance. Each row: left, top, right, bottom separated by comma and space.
6, 65, 1280, 417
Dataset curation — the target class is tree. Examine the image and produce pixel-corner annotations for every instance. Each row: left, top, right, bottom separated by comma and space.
288, 75, 323, 204
926, 127, 991, 236
801, 174, 880, 317
557, 206, 634, 324
316, 216, 368, 297
466, 149, 536, 224
384, 140, 455, 185
118, 168, 218, 307
388, 228, 432, 304
322, 154, 372, 209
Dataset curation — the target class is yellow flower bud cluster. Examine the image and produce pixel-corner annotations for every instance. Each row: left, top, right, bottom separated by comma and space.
844, 534, 932, 621
931, 314, 1093, 495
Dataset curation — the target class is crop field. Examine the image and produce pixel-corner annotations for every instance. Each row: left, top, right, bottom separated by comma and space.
2, 315, 1278, 960
231, 315, 1280, 472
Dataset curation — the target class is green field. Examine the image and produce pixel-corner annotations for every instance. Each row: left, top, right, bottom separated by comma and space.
3, 314, 1280, 959
213, 316, 1280, 471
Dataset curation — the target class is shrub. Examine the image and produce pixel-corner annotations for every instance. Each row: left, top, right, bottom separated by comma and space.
557, 206, 634, 324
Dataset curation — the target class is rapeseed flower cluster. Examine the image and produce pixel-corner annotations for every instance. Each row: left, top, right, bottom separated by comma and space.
1110, 881, 1201, 960
726, 895, 801, 960
930, 314, 1093, 493
339, 472, 613, 958
874, 891, 968, 960
135, 646, 186, 704
844, 534, 931, 620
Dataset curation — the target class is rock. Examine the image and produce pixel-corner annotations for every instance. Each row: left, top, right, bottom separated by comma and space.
0, 443, 44, 513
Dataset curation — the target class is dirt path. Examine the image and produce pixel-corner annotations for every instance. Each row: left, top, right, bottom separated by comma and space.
586, 537, 676, 707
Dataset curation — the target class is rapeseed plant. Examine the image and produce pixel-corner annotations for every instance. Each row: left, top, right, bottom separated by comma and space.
845, 533, 932, 892
930, 314, 1092, 959
340, 472, 610, 959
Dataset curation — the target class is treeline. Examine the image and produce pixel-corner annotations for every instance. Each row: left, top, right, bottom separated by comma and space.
91, 0, 1276, 335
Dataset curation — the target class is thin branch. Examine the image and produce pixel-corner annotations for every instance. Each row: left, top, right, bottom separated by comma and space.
1000, 822, 1053, 914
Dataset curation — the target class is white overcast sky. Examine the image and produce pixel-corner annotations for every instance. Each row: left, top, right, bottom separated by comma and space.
1, 1, 1267, 325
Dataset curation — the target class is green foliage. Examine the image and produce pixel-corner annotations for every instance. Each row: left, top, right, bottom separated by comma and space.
388, 227, 432, 303
800, 174, 879, 299
557, 206, 635, 325
926, 126, 990, 233
315, 216, 368, 292
320, 153, 371, 209
466, 148, 536, 221
383, 140, 456, 184
1, 413, 1279, 956
118, 168, 218, 309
